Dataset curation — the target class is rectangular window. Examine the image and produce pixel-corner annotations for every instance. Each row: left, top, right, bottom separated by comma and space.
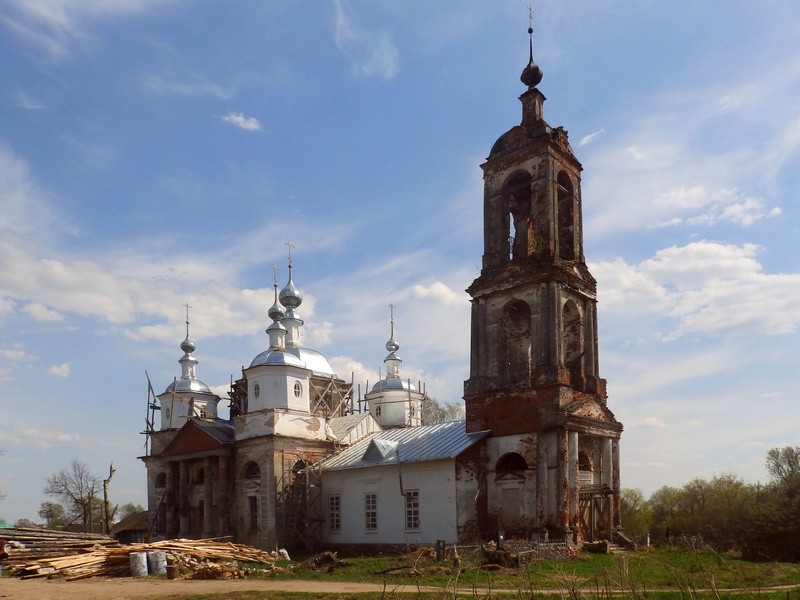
404, 489, 420, 530
248, 495, 258, 532
364, 492, 378, 531
329, 494, 341, 532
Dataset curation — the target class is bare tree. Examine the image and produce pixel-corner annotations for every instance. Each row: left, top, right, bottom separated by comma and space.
44, 460, 99, 532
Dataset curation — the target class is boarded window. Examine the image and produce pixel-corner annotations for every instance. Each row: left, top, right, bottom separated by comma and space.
248, 496, 258, 532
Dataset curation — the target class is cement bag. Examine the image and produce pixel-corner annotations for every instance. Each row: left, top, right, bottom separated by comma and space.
147, 551, 167, 576
130, 551, 148, 577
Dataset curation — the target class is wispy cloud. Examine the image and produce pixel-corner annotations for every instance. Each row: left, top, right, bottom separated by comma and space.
221, 112, 261, 132
333, 0, 398, 80
583, 56, 800, 237
143, 75, 233, 99
0, 0, 165, 59
579, 129, 605, 146
14, 90, 44, 110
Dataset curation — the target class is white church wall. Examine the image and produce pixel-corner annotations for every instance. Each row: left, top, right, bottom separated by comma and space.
246, 365, 310, 413
321, 459, 457, 545
235, 409, 335, 442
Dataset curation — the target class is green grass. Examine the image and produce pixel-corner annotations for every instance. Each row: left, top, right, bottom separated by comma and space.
277, 547, 800, 592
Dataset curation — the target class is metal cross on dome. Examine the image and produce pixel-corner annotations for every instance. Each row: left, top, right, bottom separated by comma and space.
285, 240, 295, 266
183, 302, 192, 336
271, 262, 279, 286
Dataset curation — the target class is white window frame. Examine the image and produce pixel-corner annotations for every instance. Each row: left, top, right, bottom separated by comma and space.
328, 494, 341, 532
364, 492, 378, 532
404, 489, 420, 530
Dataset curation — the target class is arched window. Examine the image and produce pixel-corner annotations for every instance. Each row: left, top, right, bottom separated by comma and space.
504, 171, 533, 260
292, 459, 309, 476
244, 461, 260, 480
375, 405, 382, 418
563, 300, 583, 380
155, 472, 167, 488
557, 171, 575, 260
502, 299, 531, 385
578, 451, 594, 485
496, 452, 528, 475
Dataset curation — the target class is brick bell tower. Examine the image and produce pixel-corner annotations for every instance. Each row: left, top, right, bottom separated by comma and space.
463, 23, 623, 542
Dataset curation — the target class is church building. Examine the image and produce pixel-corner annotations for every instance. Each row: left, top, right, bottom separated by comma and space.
140, 25, 623, 549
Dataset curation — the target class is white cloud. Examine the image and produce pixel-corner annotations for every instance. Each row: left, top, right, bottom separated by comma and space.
221, 112, 262, 132
22, 302, 64, 322
593, 241, 800, 340
742, 441, 767, 448
579, 129, 605, 146
0, 427, 80, 448
638, 417, 669, 429
333, 0, 398, 80
409, 281, 467, 307
47, 362, 70, 377
0, 347, 36, 362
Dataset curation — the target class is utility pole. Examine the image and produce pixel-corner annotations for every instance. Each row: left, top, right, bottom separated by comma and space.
103, 463, 116, 535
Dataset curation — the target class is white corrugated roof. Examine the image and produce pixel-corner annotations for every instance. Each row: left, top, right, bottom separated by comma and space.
320, 420, 489, 471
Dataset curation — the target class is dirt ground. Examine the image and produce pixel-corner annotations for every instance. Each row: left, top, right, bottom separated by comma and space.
0, 577, 404, 600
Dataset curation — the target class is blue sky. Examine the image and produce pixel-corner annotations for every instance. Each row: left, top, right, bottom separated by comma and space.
1, 1, 798, 523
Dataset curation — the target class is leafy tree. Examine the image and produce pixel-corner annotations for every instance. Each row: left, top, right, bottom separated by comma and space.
39, 501, 69, 529
118, 502, 145, 520
421, 396, 464, 425
765, 446, 800, 483
620, 488, 652, 542
43, 459, 99, 532
14, 518, 40, 528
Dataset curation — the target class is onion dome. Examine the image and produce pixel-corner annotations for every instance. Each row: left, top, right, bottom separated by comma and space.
268, 296, 285, 321
520, 26, 543, 89
385, 336, 399, 353
279, 266, 303, 310
180, 336, 196, 354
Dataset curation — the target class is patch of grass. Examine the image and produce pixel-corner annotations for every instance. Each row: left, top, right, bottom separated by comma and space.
276, 547, 800, 594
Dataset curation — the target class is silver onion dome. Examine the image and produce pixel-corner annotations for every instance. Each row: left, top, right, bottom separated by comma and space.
279, 269, 303, 310
268, 298, 285, 321
385, 337, 399, 353
180, 336, 196, 354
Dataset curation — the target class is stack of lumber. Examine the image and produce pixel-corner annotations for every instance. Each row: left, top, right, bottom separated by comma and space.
7, 536, 278, 580
1, 527, 119, 568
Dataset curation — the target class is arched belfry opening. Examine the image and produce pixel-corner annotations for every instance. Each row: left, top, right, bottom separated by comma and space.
496, 452, 528, 475
562, 300, 584, 381
504, 171, 533, 261
502, 299, 532, 385
557, 171, 575, 261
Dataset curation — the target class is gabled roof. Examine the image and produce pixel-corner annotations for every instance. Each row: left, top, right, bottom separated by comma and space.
160, 418, 234, 457
320, 420, 489, 471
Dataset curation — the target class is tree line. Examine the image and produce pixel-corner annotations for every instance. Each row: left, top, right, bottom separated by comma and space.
621, 446, 800, 562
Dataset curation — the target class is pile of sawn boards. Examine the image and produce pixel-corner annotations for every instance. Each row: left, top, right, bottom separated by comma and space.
1, 528, 278, 580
